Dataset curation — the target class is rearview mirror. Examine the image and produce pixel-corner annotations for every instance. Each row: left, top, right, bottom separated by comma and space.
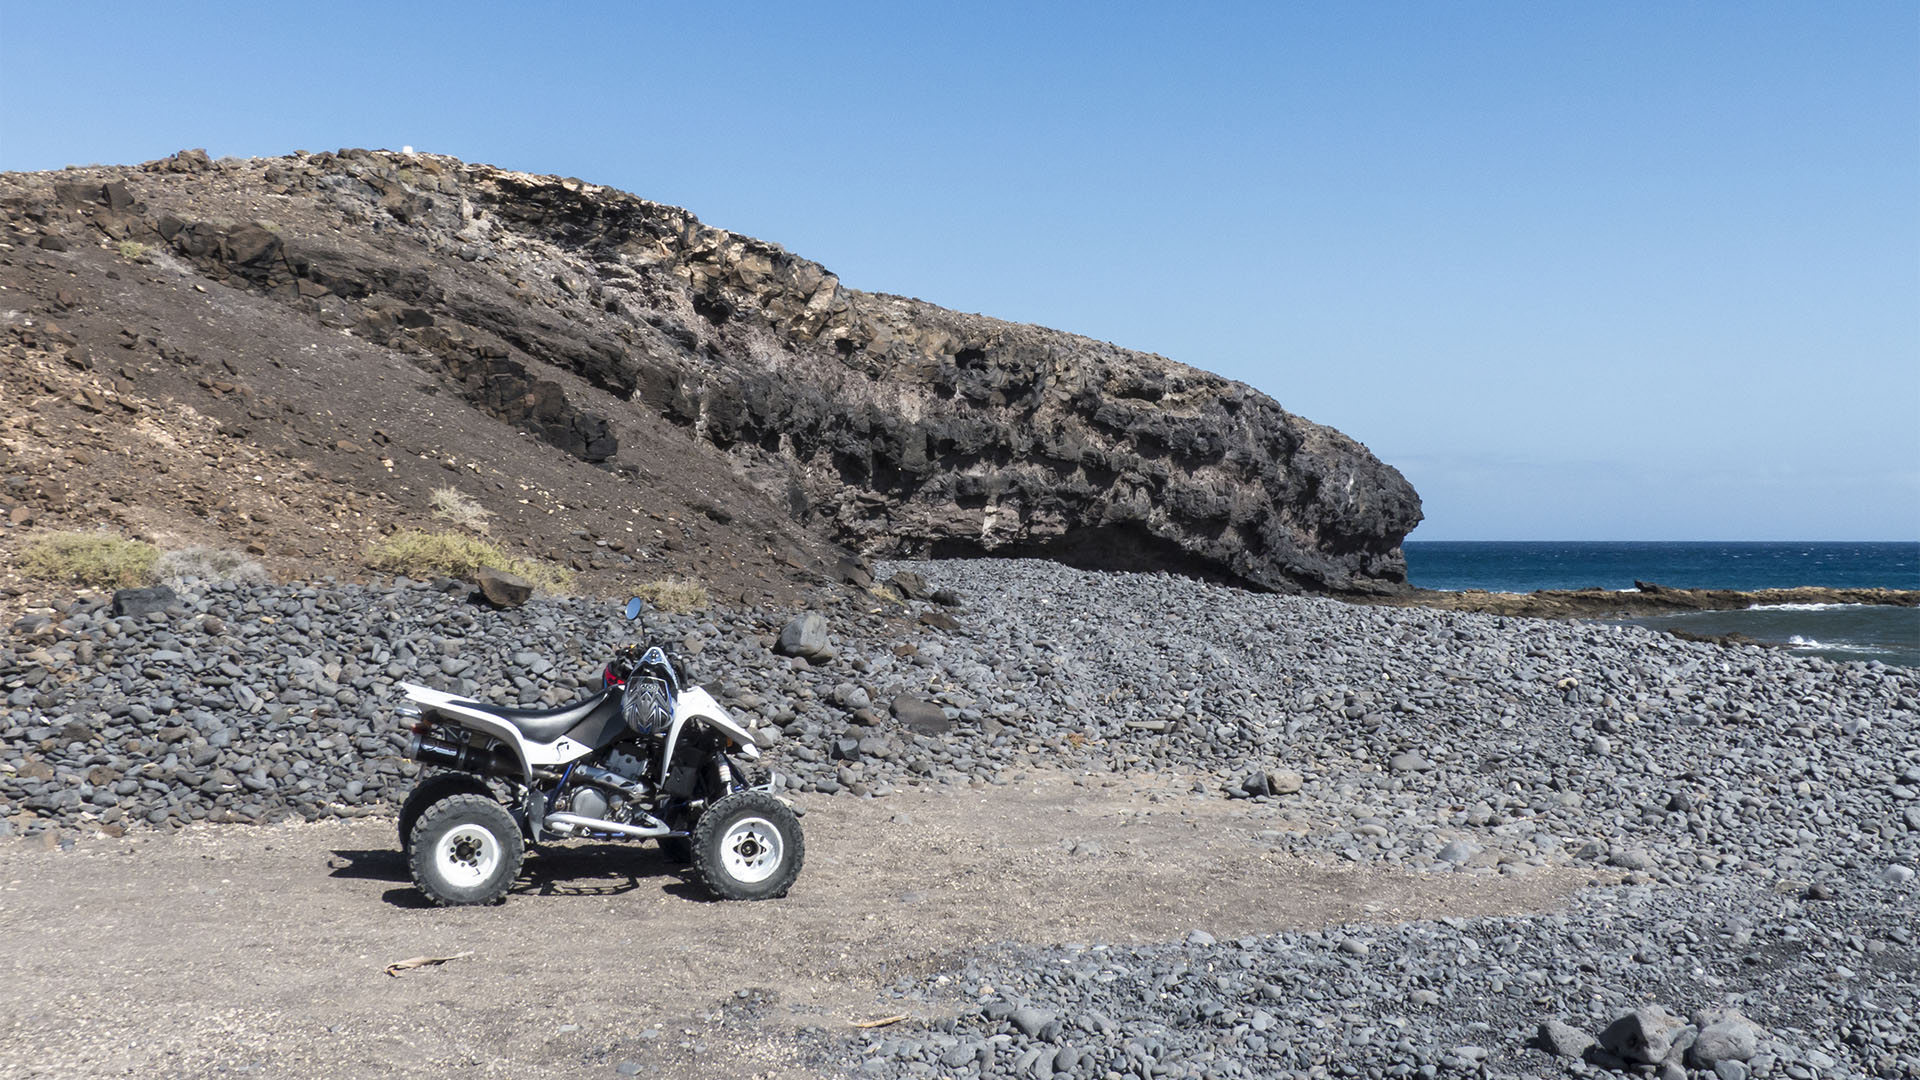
623, 597, 644, 621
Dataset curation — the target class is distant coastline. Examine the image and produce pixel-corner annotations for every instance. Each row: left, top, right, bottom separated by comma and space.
1377, 582, 1918, 618
1402, 539, 1919, 593
1393, 540, 1920, 667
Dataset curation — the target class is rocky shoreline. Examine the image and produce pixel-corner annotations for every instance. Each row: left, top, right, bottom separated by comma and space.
3, 560, 1915, 1077
1372, 583, 1920, 620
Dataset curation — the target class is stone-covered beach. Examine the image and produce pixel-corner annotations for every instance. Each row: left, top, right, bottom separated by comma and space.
3, 560, 1913, 1077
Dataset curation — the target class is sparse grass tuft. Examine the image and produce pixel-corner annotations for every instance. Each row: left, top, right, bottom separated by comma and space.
634, 577, 710, 614
156, 546, 269, 585
428, 486, 493, 534
116, 240, 148, 260
366, 529, 570, 592
18, 531, 160, 590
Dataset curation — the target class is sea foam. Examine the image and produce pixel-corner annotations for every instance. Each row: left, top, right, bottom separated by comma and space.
1748, 603, 1864, 612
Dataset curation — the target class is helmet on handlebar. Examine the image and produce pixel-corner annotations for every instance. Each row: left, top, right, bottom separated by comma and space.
621, 677, 672, 735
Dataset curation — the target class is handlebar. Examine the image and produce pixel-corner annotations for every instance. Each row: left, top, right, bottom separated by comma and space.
601, 644, 693, 692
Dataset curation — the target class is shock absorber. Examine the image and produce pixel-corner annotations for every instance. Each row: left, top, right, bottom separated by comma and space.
714, 754, 734, 793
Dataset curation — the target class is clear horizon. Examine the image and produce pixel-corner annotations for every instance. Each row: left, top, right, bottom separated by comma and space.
2, 2, 1914, 542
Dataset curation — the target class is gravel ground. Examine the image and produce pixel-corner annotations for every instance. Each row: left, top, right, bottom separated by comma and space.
3, 558, 1915, 1077
0, 775, 1593, 1079
856, 875, 1915, 1080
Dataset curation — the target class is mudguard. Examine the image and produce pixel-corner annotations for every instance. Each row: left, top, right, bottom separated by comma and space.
657, 687, 761, 787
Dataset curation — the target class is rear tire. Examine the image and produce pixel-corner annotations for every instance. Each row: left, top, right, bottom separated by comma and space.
398, 772, 492, 856
408, 793, 524, 906
691, 791, 803, 900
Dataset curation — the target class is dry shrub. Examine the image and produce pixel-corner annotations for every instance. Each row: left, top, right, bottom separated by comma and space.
18, 531, 160, 589
366, 529, 570, 592
634, 577, 710, 614
156, 546, 269, 585
428, 486, 493, 534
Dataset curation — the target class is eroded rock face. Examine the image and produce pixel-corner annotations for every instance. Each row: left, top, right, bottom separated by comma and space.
449, 161, 1422, 592
9, 149, 1423, 592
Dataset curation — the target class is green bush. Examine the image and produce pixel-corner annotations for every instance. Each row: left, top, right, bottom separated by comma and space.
18, 532, 160, 589
366, 530, 570, 592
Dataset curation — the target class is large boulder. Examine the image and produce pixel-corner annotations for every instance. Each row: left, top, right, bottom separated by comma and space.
1599, 1005, 1694, 1066
111, 585, 175, 618
1533, 1020, 1594, 1060
1687, 1010, 1763, 1068
475, 567, 533, 608
890, 695, 951, 735
774, 613, 832, 661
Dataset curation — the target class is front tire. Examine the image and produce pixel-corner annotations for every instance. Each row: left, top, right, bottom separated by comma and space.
408, 793, 525, 906
691, 791, 803, 900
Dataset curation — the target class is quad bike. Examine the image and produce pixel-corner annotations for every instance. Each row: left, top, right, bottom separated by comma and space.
392, 597, 802, 905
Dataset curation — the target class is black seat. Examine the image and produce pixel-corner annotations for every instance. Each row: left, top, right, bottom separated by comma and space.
441, 687, 615, 743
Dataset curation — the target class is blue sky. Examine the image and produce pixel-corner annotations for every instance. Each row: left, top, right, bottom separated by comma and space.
3, 2, 1915, 540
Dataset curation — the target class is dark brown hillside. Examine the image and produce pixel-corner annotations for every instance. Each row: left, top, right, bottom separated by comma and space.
0, 191, 845, 607
0, 147, 1422, 604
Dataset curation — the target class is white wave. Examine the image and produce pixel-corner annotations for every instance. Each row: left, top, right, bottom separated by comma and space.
1747, 603, 1863, 612
1786, 636, 1895, 655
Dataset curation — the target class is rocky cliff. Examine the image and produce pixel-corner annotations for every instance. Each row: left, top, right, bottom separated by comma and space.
4, 149, 1421, 593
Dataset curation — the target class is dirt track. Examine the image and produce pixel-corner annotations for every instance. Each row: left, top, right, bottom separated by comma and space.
0, 772, 1596, 1079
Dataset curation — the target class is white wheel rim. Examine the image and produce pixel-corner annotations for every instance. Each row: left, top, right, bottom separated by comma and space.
720, 816, 784, 884
434, 823, 502, 887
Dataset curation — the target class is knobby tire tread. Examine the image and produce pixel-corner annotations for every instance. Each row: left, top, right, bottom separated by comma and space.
690, 791, 804, 901
407, 792, 525, 907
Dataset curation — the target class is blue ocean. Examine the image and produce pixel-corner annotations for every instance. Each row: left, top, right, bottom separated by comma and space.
1403, 541, 1920, 668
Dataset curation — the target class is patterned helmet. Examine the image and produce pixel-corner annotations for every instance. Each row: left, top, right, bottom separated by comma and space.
621, 678, 672, 735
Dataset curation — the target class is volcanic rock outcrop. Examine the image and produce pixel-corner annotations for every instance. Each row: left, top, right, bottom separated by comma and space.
6, 149, 1422, 592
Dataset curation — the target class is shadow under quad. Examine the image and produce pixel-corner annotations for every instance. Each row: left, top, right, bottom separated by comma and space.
327, 841, 699, 908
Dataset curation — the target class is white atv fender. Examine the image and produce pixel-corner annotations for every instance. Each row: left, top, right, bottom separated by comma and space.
399, 682, 600, 781
657, 686, 760, 787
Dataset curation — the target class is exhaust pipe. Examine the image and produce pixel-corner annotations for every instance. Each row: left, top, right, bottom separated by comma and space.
544, 812, 671, 839
407, 731, 520, 777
